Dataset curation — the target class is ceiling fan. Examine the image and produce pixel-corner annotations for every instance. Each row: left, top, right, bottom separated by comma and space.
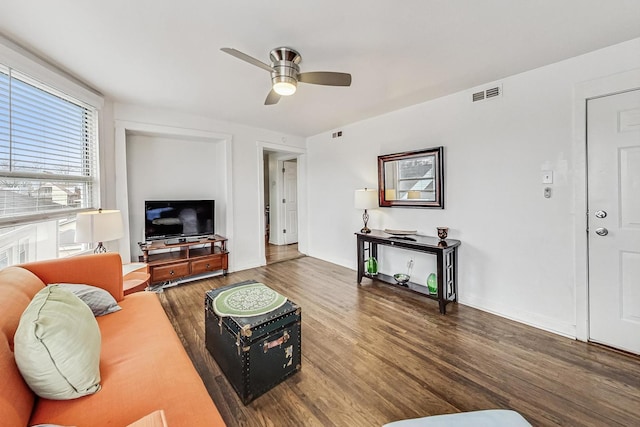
220, 46, 352, 105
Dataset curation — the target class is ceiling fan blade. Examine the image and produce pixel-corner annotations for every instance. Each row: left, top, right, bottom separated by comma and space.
298, 72, 352, 86
264, 89, 280, 105
220, 48, 274, 72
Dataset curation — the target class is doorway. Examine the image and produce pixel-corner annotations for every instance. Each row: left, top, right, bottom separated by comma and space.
586, 89, 640, 355
261, 149, 303, 264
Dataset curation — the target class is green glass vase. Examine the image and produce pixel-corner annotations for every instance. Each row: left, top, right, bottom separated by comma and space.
427, 273, 437, 294
366, 257, 378, 275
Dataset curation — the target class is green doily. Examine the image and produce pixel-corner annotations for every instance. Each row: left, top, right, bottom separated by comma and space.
212, 282, 287, 317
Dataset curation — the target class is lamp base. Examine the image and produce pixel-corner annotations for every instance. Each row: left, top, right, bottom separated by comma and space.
361, 209, 372, 234
94, 242, 108, 254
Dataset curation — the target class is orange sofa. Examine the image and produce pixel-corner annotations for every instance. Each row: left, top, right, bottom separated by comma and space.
0, 253, 226, 427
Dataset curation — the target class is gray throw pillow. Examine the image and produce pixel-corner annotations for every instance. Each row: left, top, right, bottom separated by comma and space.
56, 283, 121, 316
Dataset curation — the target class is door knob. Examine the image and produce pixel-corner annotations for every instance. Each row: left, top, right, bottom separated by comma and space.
595, 210, 607, 218
595, 227, 608, 236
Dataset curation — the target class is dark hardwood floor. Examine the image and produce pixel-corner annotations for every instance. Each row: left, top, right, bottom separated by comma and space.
157, 257, 640, 427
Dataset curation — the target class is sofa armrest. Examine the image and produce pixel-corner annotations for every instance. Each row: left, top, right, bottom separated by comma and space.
19, 253, 124, 302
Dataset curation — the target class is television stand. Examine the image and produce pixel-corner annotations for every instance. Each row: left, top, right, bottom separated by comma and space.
138, 235, 228, 285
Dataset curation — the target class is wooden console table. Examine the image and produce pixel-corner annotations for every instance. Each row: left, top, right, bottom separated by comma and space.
356, 229, 461, 314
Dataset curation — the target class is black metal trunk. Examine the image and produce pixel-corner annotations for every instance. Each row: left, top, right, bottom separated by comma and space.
205, 280, 301, 404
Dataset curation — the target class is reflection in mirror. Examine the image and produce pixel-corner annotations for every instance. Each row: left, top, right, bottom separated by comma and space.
378, 147, 444, 208
384, 157, 435, 201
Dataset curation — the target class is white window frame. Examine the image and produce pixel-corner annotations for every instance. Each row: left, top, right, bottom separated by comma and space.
0, 35, 104, 262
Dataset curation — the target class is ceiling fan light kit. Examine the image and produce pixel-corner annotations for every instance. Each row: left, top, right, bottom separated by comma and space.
221, 46, 352, 105
273, 79, 297, 96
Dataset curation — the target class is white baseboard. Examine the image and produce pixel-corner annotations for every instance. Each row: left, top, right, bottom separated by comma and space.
231, 259, 264, 272
460, 294, 577, 339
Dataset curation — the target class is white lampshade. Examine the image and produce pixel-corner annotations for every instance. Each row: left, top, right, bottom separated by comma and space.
75, 209, 124, 244
354, 188, 378, 210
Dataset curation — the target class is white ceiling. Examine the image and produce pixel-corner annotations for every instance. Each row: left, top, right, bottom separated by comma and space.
1, 1, 640, 137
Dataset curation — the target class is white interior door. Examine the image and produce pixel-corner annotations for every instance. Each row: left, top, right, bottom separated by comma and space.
587, 89, 640, 355
283, 160, 298, 244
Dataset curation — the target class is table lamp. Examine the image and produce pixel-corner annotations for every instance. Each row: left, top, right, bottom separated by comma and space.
354, 188, 378, 233
75, 209, 124, 253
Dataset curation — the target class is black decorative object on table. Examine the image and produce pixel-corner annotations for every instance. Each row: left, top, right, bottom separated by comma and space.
437, 226, 449, 240
355, 229, 460, 314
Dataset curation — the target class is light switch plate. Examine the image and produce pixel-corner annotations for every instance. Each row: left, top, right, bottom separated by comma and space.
542, 171, 553, 184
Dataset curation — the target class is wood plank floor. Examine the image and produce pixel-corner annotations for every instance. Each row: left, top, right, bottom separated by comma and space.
265, 243, 303, 264
157, 257, 640, 427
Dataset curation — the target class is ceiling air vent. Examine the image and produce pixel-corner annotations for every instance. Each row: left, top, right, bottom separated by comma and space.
472, 84, 502, 102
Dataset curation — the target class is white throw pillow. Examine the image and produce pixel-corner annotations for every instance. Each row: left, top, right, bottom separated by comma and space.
56, 283, 121, 316
14, 285, 102, 400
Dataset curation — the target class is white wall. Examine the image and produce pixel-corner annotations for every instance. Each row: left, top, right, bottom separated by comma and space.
305, 37, 640, 337
125, 134, 226, 258
106, 104, 306, 269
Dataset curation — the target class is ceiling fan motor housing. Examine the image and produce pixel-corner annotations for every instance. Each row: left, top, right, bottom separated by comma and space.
270, 47, 301, 87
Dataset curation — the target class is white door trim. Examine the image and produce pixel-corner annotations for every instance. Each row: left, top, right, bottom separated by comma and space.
573, 68, 640, 341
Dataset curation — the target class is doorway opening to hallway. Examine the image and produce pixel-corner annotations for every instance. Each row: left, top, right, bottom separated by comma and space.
262, 149, 303, 265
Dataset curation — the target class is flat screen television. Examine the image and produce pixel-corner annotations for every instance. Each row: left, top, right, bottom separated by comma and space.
144, 200, 214, 241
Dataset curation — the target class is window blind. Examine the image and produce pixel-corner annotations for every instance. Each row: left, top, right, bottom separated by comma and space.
0, 65, 98, 226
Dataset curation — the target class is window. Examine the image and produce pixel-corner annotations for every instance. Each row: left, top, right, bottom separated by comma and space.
0, 64, 99, 263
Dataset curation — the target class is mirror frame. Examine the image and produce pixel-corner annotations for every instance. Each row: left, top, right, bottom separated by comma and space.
377, 146, 444, 208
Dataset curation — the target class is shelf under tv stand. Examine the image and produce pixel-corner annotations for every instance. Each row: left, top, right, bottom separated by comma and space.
138, 235, 228, 285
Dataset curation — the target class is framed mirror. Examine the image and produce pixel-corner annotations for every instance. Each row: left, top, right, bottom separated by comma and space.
378, 146, 444, 208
